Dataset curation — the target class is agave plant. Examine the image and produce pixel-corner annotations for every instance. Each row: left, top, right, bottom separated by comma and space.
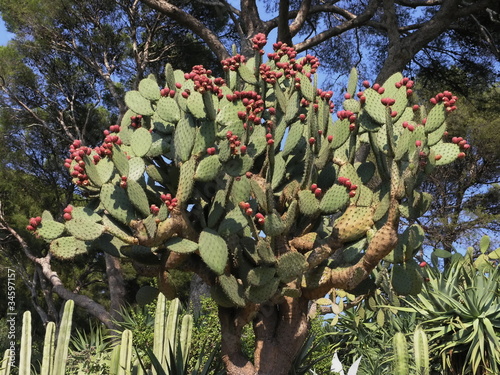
410, 242, 500, 375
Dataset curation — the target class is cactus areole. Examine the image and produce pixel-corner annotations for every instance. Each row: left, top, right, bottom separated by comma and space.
31, 34, 466, 375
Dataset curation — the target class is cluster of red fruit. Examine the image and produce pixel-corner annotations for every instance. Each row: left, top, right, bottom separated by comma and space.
402, 121, 416, 132
429, 90, 458, 113
259, 64, 283, 84
99, 124, 123, 155
336, 110, 358, 131
337, 177, 358, 198
309, 183, 323, 198
394, 77, 414, 96
160, 87, 176, 98
160, 193, 178, 211
238, 201, 265, 225
130, 115, 143, 128
183, 65, 226, 97
65, 140, 91, 186
251, 33, 267, 54
26, 216, 42, 232
225, 131, 247, 155
62, 205, 73, 221
451, 136, 470, 150
221, 54, 246, 72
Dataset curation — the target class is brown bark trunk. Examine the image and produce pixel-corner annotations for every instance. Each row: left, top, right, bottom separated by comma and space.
104, 253, 126, 323
219, 296, 309, 375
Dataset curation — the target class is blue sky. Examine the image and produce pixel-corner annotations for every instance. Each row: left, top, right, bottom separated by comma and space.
0, 17, 14, 45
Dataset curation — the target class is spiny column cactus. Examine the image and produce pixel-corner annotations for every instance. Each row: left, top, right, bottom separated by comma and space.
28, 33, 467, 374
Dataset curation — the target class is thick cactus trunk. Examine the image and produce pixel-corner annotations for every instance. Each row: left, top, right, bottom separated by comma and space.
220, 297, 309, 375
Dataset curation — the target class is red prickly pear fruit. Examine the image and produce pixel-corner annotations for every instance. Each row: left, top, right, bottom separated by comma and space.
121, 175, 128, 181
63, 213, 72, 221
349, 123, 356, 131
350, 184, 358, 191
457, 152, 466, 159
372, 83, 380, 91
344, 93, 351, 99
463, 144, 470, 150
349, 190, 356, 198
245, 208, 253, 216
435, 154, 442, 161
245, 172, 253, 178
29, 218, 39, 227
451, 137, 459, 144
327, 135, 333, 143
421, 118, 427, 125
265, 133, 273, 140
314, 188, 322, 198
239, 145, 247, 154
26, 225, 35, 232
35, 217, 42, 224
63, 205, 73, 213
430, 97, 437, 105
267, 139, 274, 145
412, 104, 419, 111
377, 87, 385, 94
308, 137, 316, 145
362, 80, 370, 88
391, 111, 397, 117
415, 140, 422, 147
344, 179, 352, 189
299, 114, 306, 122
120, 181, 127, 189
419, 261, 428, 267
406, 89, 413, 96
310, 183, 318, 192
268, 107, 276, 115
407, 124, 415, 132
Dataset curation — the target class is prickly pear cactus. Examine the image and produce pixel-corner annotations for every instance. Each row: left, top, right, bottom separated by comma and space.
29, 34, 469, 304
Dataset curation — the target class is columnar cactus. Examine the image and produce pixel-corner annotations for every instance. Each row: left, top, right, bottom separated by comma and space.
29, 34, 466, 374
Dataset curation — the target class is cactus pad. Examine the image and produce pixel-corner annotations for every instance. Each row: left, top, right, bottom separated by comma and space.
199, 229, 228, 275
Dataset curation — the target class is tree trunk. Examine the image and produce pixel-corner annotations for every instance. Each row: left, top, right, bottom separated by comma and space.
105, 253, 126, 323
219, 296, 309, 375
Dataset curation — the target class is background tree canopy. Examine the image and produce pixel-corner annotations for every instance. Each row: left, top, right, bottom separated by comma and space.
0, 0, 498, 372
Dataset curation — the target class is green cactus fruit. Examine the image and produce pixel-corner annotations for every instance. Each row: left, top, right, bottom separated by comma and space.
346, 67, 358, 97
37, 220, 65, 241
50, 236, 87, 259
199, 228, 229, 275
125, 179, 150, 217
334, 205, 373, 242
112, 144, 130, 176
247, 266, 276, 286
224, 155, 253, 177
174, 116, 196, 163
187, 91, 207, 119
65, 216, 104, 241
329, 119, 350, 149
131, 127, 152, 157
430, 141, 460, 166
246, 276, 280, 303
157, 96, 181, 124
263, 210, 286, 236
392, 332, 409, 375
194, 155, 221, 181
218, 274, 246, 307
100, 182, 136, 225
135, 285, 159, 306
298, 190, 320, 216
218, 208, 248, 237
125, 90, 154, 116
320, 184, 349, 214
165, 237, 199, 254
277, 252, 308, 283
